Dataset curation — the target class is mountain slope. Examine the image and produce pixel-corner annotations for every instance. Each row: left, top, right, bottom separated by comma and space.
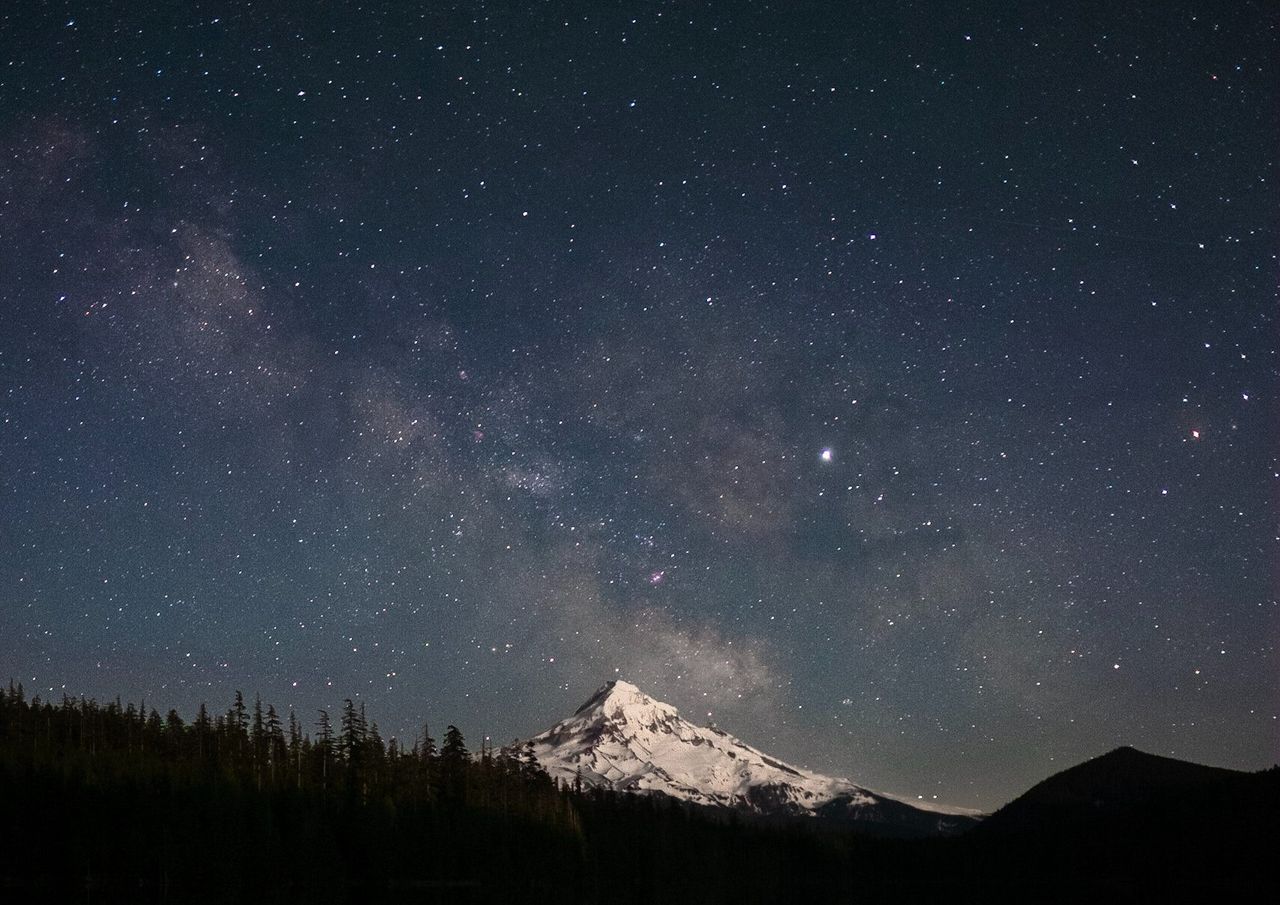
962, 746, 1280, 897
520, 679, 979, 836
978, 745, 1279, 837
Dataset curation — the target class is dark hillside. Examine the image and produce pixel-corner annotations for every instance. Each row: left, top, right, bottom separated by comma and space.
968, 745, 1279, 897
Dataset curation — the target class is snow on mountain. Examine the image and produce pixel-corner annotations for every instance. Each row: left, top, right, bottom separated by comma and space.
520, 679, 980, 835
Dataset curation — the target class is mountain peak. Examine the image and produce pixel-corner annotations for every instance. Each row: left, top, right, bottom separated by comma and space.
571, 678, 682, 732
522, 680, 979, 835
573, 678, 643, 713
576, 680, 650, 716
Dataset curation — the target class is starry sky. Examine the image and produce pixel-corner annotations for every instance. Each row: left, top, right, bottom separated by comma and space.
0, 1, 1275, 810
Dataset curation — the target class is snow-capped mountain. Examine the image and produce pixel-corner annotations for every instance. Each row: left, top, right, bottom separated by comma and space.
520, 679, 981, 836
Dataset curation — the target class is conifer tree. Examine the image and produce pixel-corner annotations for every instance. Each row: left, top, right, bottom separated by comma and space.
442, 725, 468, 761
441, 725, 468, 801
251, 695, 266, 785
164, 709, 183, 758
417, 722, 438, 800
287, 709, 302, 789
265, 705, 283, 785
339, 699, 365, 764
522, 740, 546, 781
194, 703, 212, 763
316, 709, 333, 791
124, 702, 137, 752
230, 691, 248, 762
165, 709, 184, 734
368, 721, 385, 760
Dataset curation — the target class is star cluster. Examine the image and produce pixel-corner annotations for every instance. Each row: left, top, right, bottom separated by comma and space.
0, 2, 1274, 809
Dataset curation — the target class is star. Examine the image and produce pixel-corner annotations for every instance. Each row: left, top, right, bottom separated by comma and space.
820, 448, 833, 463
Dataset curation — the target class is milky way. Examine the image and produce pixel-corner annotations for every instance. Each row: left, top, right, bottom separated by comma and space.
0, 2, 1274, 809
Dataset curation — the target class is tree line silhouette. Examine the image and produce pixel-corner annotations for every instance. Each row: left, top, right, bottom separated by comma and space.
0, 680, 866, 903
0, 679, 580, 826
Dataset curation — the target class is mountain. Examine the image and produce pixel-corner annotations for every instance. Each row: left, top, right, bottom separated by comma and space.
519, 679, 980, 836
979, 744, 1280, 838
968, 745, 1280, 898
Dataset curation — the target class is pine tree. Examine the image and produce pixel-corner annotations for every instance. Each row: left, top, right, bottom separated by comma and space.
251, 695, 266, 785
417, 722, 438, 801
339, 700, 366, 765
146, 709, 163, 752
194, 703, 212, 763
164, 709, 184, 734
124, 702, 137, 752
316, 710, 333, 791
368, 721, 385, 789
265, 705, 283, 786
230, 691, 248, 763
522, 740, 546, 781
287, 709, 302, 789
442, 725, 468, 761
368, 721, 385, 761
441, 725, 468, 801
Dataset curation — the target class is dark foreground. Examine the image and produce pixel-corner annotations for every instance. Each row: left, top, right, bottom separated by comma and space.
1, 685, 1274, 903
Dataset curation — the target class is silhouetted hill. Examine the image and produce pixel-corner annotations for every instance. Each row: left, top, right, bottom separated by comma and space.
966, 746, 1279, 899
980, 745, 1276, 835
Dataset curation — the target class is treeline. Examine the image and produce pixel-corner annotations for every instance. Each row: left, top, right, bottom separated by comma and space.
0, 681, 865, 903
0, 681, 569, 823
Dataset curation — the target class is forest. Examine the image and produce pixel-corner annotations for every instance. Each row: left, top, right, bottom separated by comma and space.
0, 682, 1271, 903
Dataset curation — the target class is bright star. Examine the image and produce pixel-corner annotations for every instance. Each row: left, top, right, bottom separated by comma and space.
820, 448, 833, 462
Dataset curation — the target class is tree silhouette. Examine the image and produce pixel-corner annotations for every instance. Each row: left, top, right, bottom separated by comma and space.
441, 725, 468, 801
315, 709, 333, 792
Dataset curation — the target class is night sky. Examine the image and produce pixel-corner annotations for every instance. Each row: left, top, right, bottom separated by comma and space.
1, 1, 1275, 810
